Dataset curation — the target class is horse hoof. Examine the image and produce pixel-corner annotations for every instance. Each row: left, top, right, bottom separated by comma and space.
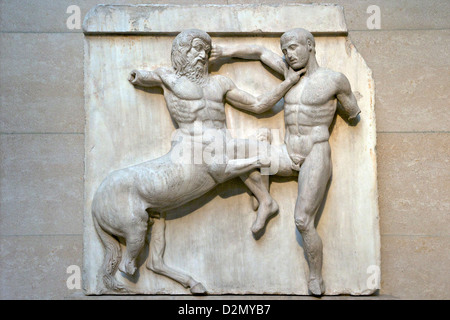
190, 282, 207, 295
119, 260, 137, 276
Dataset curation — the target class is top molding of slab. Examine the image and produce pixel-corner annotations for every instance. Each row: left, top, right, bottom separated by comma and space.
82, 4, 348, 36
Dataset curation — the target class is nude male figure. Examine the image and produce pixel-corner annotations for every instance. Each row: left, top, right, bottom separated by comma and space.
212, 28, 361, 295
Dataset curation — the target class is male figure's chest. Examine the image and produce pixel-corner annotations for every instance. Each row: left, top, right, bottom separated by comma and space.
165, 77, 226, 119
285, 74, 336, 106
168, 77, 224, 102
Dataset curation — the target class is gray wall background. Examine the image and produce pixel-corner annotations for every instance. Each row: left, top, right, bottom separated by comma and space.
0, 0, 448, 299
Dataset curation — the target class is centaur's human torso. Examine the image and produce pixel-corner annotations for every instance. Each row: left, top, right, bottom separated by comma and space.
160, 70, 229, 133
127, 70, 243, 210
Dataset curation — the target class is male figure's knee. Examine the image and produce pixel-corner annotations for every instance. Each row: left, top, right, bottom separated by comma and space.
295, 216, 311, 232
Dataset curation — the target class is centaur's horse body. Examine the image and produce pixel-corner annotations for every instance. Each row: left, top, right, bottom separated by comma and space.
92, 140, 269, 294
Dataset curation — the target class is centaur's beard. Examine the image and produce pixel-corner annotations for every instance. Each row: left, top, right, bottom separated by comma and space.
177, 58, 209, 85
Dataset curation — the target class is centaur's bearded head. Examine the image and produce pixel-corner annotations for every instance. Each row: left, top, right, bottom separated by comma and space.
171, 29, 211, 85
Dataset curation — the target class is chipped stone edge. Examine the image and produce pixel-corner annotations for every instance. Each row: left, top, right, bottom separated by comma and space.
82, 3, 348, 36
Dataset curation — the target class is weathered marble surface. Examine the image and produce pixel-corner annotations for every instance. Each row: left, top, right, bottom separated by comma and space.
83, 4, 379, 295
82, 3, 347, 35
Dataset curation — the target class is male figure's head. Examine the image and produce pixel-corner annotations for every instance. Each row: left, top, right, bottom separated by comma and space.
171, 29, 212, 83
280, 28, 316, 71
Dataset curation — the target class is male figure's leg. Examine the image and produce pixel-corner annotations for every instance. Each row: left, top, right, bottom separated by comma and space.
234, 139, 298, 237
294, 141, 332, 295
224, 136, 279, 236
240, 170, 278, 236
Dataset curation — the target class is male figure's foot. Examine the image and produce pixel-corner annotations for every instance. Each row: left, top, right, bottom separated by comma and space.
308, 278, 325, 296
251, 199, 279, 237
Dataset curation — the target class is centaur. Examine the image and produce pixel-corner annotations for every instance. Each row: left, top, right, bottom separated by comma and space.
92, 29, 302, 294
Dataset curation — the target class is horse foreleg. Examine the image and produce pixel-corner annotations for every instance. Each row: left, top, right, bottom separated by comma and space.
210, 156, 270, 184
146, 215, 207, 295
227, 156, 270, 176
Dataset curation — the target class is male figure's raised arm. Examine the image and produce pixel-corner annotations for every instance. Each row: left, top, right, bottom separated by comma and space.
335, 73, 361, 122
221, 68, 302, 114
212, 44, 288, 78
128, 68, 166, 87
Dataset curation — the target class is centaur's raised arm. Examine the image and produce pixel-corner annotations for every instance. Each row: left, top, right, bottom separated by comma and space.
128, 68, 166, 88
220, 67, 303, 114
211, 44, 289, 78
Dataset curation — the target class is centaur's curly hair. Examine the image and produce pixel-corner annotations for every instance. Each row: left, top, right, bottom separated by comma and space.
171, 29, 211, 76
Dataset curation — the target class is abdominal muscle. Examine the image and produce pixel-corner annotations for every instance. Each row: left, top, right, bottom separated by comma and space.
285, 127, 329, 166
284, 103, 334, 167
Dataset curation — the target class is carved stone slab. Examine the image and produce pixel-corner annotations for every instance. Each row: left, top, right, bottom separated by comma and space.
83, 4, 347, 35
83, 4, 380, 295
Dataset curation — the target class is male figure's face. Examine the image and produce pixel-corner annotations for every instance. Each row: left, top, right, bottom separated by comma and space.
186, 38, 211, 69
281, 36, 310, 70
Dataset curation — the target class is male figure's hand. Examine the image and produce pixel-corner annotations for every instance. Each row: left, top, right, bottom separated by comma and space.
210, 44, 223, 60
285, 67, 306, 84
210, 44, 232, 62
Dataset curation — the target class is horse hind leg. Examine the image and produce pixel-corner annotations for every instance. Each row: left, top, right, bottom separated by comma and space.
118, 210, 149, 276
146, 215, 207, 295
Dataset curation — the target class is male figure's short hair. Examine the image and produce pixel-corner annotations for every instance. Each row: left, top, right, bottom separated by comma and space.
280, 28, 316, 53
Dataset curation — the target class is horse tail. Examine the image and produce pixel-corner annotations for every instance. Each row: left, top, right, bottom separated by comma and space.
93, 215, 128, 293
